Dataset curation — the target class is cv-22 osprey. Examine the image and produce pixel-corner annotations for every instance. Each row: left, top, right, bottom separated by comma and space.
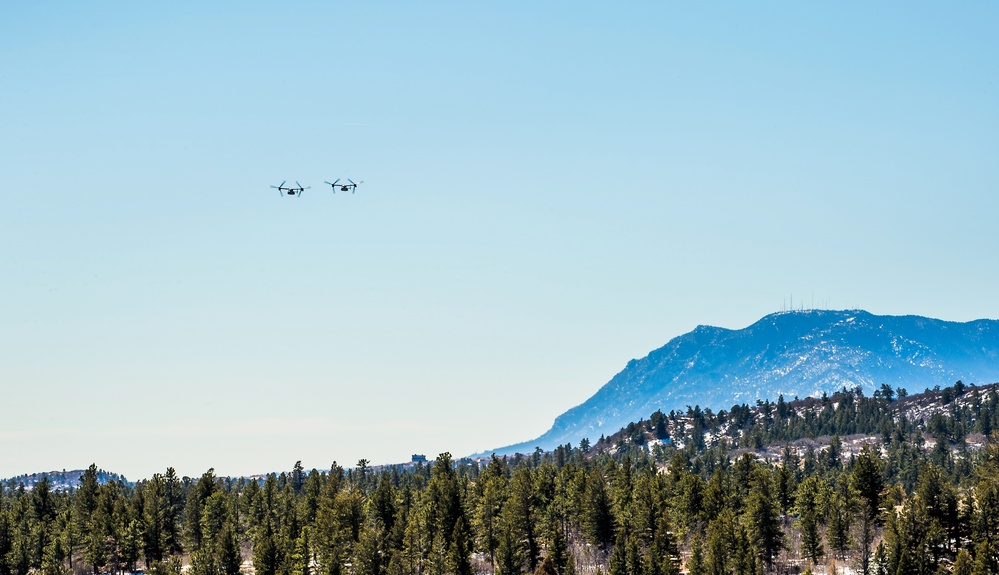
271, 181, 310, 197
324, 179, 363, 194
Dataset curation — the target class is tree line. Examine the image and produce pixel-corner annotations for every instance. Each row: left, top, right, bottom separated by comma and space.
3, 381, 999, 575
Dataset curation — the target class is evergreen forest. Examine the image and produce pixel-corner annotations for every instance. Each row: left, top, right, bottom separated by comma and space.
4, 381, 999, 575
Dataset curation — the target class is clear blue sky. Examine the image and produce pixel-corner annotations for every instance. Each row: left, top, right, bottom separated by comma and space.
2, 3, 997, 480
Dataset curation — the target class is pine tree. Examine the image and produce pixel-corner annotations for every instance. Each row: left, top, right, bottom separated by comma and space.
546, 520, 572, 575
744, 468, 783, 570
140, 475, 165, 564
583, 468, 613, 550
449, 517, 472, 575
372, 475, 398, 534
626, 534, 642, 575
702, 468, 733, 523
507, 465, 540, 572
475, 456, 508, 570
425, 453, 466, 569
686, 534, 705, 575
162, 467, 185, 557
355, 523, 383, 575
915, 464, 957, 559
674, 473, 704, 535
795, 477, 823, 565
974, 475, 999, 545
870, 542, 888, 575
852, 445, 884, 575
74, 465, 101, 574
120, 519, 142, 574
291, 461, 306, 496
219, 523, 243, 575
0, 505, 12, 575
953, 549, 973, 575
608, 531, 628, 575
971, 539, 994, 575
253, 522, 281, 575
315, 464, 349, 575
730, 525, 757, 575
496, 520, 523, 575
826, 476, 853, 559
705, 510, 736, 575
776, 445, 798, 517
185, 469, 219, 553
652, 514, 679, 575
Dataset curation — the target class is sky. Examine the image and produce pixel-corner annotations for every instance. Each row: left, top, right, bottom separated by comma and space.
2, 3, 998, 481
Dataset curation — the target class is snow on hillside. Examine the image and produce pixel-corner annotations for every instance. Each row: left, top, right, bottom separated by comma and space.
487, 310, 999, 456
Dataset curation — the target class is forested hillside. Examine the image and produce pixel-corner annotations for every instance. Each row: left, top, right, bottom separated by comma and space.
3, 381, 999, 575
2, 470, 129, 493
495, 310, 999, 455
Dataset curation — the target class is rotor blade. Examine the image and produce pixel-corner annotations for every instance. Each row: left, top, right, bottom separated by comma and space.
347, 179, 355, 185
280, 180, 286, 188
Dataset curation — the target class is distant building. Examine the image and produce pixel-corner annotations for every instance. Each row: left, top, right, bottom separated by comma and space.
411, 454, 427, 463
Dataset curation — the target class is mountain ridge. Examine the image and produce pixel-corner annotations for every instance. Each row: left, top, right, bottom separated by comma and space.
1, 468, 130, 492
484, 309, 999, 456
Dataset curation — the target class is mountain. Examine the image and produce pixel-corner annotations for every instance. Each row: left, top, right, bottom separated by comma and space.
488, 310, 999, 455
